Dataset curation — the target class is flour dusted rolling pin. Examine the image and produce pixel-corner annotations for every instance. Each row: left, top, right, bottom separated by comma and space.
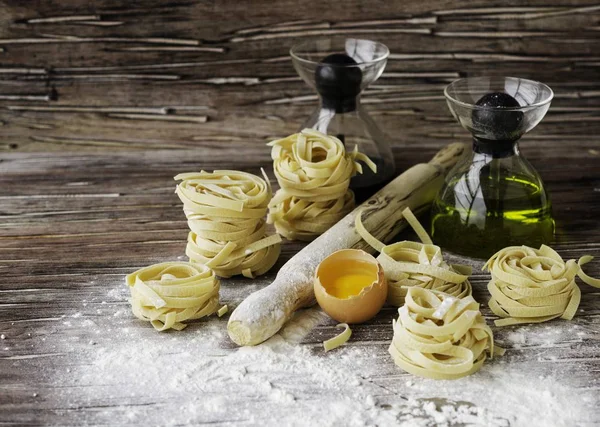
227, 143, 466, 346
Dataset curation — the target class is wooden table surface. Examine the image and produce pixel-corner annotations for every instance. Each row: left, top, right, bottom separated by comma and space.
1, 1, 600, 425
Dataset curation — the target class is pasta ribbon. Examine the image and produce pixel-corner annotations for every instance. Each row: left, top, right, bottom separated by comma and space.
355, 207, 472, 306
175, 170, 281, 278
389, 287, 500, 380
323, 323, 352, 352
484, 245, 600, 326
126, 262, 220, 332
217, 305, 229, 317
267, 128, 376, 241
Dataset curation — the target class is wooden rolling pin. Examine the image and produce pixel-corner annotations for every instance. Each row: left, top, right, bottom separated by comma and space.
227, 143, 466, 346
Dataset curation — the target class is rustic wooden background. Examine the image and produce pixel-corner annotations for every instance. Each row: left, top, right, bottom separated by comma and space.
1, 0, 600, 425
0, 0, 599, 152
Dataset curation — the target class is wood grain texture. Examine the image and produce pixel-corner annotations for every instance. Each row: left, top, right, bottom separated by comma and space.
1, 145, 600, 426
1, 0, 600, 425
0, 0, 599, 152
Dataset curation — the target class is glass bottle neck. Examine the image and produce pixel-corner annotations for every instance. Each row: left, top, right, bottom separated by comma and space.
472, 137, 519, 159
320, 95, 360, 114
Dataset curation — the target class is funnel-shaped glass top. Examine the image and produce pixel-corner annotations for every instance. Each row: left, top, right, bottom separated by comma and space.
290, 38, 389, 91
445, 77, 553, 141
289, 38, 395, 198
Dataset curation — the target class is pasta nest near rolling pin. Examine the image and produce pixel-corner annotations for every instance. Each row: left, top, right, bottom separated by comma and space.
355, 207, 472, 306
175, 170, 282, 278
378, 241, 472, 306
389, 287, 501, 380
267, 128, 376, 241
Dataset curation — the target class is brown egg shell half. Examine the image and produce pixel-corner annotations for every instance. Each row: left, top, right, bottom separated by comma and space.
314, 249, 388, 324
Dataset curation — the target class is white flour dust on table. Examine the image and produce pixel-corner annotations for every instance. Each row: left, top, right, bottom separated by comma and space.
40, 280, 598, 427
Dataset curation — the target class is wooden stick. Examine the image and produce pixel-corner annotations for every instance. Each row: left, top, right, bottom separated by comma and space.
227, 143, 466, 346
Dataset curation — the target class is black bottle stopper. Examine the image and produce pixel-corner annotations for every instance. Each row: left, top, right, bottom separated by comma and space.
472, 92, 525, 156
315, 54, 363, 114
472, 92, 524, 141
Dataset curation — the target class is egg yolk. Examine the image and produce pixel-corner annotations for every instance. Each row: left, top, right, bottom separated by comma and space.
319, 260, 377, 299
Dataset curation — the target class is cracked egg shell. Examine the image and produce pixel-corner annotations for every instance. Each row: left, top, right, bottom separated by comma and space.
314, 249, 387, 324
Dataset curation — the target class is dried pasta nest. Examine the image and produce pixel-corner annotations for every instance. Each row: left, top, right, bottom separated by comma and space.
355, 207, 472, 305
267, 128, 375, 241
379, 241, 472, 306
389, 287, 501, 380
175, 170, 281, 278
485, 244, 600, 326
268, 191, 354, 241
126, 262, 220, 331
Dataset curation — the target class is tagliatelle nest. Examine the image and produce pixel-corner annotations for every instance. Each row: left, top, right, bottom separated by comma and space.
126, 262, 220, 331
484, 244, 600, 326
389, 287, 501, 380
267, 128, 376, 241
175, 170, 281, 278
355, 206, 472, 306
379, 241, 472, 306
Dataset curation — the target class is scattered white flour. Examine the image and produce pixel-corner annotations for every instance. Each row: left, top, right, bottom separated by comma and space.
506, 330, 526, 348
41, 282, 598, 427
75, 327, 509, 427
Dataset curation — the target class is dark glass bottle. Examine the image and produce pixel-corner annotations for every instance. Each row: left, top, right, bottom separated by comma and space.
290, 38, 396, 201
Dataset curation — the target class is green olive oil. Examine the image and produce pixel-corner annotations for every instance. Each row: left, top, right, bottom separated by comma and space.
431, 174, 554, 259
